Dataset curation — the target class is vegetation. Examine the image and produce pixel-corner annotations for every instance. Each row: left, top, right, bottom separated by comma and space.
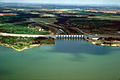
0, 16, 26, 24
76, 11, 113, 16
90, 38, 120, 46
69, 19, 113, 27
0, 5, 120, 35
0, 36, 55, 50
34, 18, 57, 23
0, 24, 50, 35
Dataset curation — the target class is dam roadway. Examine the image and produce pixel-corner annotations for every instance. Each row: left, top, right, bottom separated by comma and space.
0, 32, 120, 39
0, 33, 85, 38
0, 33, 56, 38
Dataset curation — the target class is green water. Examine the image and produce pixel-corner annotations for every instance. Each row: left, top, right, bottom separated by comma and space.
0, 39, 120, 80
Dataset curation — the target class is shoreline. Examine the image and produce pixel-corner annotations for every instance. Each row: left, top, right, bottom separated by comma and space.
0, 43, 55, 51
85, 38, 120, 47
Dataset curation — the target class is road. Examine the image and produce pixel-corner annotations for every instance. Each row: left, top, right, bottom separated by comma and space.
30, 18, 66, 34
0, 32, 56, 38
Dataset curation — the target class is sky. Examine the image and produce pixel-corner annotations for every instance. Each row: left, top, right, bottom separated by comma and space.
0, 0, 120, 6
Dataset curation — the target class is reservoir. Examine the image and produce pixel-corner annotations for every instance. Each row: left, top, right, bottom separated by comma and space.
0, 39, 120, 80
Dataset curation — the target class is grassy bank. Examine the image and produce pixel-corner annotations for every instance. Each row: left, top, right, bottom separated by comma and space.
0, 36, 55, 51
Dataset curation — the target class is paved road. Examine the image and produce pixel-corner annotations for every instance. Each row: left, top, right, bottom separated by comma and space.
1, 32, 120, 39
88, 34, 120, 38
0, 32, 56, 38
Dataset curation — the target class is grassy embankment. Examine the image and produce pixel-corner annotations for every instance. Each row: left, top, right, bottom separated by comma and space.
89, 39, 120, 46
0, 36, 55, 50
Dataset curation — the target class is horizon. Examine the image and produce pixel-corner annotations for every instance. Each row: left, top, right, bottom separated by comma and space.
0, 2, 120, 7
0, 0, 120, 6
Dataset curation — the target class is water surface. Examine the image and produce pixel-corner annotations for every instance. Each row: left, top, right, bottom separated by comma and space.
0, 39, 120, 80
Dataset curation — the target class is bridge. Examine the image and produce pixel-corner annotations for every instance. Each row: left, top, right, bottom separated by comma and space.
55, 34, 120, 39
55, 35, 85, 38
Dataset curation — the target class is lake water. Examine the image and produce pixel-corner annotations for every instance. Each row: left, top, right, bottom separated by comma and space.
0, 39, 120, 80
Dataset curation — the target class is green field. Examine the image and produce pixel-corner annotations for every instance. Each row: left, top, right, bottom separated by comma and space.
91, 15, 120, 20
76, 11, 120, 20
0, 24, 50, 35
33, 18, 57, 23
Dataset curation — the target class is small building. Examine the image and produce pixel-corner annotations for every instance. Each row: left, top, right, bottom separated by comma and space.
92, 38, 99, 40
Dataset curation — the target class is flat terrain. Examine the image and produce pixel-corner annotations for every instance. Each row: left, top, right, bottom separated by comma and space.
0, 4, 120, 36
